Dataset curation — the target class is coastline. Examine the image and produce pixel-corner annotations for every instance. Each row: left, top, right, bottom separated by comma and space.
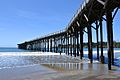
0, 49, 120, 56
0, 62, 120, 80
0, 50, 120, 69
0, 50, 120, 79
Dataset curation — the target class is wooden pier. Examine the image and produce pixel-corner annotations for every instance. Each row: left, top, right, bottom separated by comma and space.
18, 0, 120, 70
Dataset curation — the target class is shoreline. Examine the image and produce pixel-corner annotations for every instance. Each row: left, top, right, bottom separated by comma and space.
0, 51, 120, 69
0, 49, 120, 56
0, 51, 120, 80
0, 62, 120, 80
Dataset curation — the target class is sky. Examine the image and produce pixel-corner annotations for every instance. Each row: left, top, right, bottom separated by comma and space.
0, 0, 120, 47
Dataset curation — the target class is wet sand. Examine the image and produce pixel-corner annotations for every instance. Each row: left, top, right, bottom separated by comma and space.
0, 63, 120, 80
0, 53, 120, 80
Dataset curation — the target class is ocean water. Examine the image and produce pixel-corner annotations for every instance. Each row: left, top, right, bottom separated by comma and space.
82, 48, 120, 67
0, 47, 30, 52
0, 47, 120, 70
0, 48, 33, 69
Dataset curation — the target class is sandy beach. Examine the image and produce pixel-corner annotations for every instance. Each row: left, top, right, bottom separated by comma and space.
0, 63, 120, 80
0, 0, 120, 79
0, 52, 120, 80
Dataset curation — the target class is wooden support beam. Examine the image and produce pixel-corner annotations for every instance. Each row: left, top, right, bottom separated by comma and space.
45, 40, 46, 52
96, 21, 99, 60
66, 35, 68, 55
83, 29, 88, 34
84, 14, 89, 22
88, 25, 93, 63
106, 10, 114, 70
56, 39, 57, 53
50, 39, 52, 52
70, 36, 73, 56
113, 8, 119, 19
91, 10, 106, 21
91, 26, 96, 30
73, 32, 76, 57
100, 18, 104, 63
54, 38, 56, 52
47, 39, 49, 52
63, 36, 65, 54
80, 28, 84, 59
61, 36, 63, 53
72, 36, 75, 57
97, 0, 105, 6
102, 17, 107, 21
35, 42, 37, 51
68, 35, 70, 55
43, 40, 44, 52
76, 30, 79, 56
39, 42, 41, 51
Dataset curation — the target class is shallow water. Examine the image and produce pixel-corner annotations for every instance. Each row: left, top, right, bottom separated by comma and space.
0, 56, 33, 69
0, 47, 30, 52
0, 48, 120, 70
0, 55, 86, 69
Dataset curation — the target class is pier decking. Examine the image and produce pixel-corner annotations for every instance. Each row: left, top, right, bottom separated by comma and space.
18, 0, 120, 70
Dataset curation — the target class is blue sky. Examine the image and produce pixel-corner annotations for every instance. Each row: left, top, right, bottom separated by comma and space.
0, 0, 120, 47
